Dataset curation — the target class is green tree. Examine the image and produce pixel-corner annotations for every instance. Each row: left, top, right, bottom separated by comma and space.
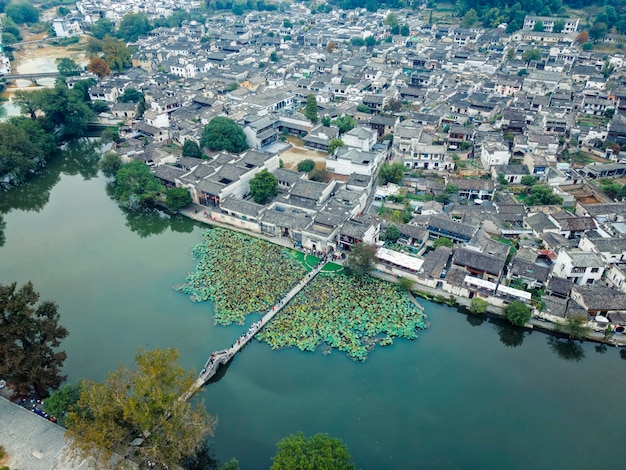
182, 140, 202, 158
165, 187, 192, 211
461, 8, 479, 27
102, 37, 132, 71
44, 383, 81, 427
356, 103, 371, 113
334, 115, 356, 133
117, 12, 151, 42
112, 160, 163, 207
221, 458, 241, 470
350, 37, 366, 47
504, 300, 532, 326
0, 281, 68, 397
249, 168, 278, 204
66, 348, 216, 469
433, 237, 453, 248
469, 297, 489, 315
271, 432, 355, 470
582, 42, 594, 51
90, 18, 113, 40
532, 20, 545, 32
118, 88, 144, 103
297, 159, 316, 172
522, 48, 541, 63
270, 51, 279, 62
384, 12, 398, 28
525, 185, 563, 206
283, 18, 292, 28
378, 162, 406, 185
365, 35, 376, 47
56, 58, 82, 77
520, 175, 537, 186
304, 94, 318, 123
397, 276, 414, 292
382, 224, 401, 242
328, 138, 344, 155
553, 19, 565, 33
13, 88, 45, 119
5, 1, 39, 24
345, 242, 377, 277
0, 117, 57, 186
200, 117, 249, 153
589, 22, 608, 42
563, 314, 592, 340
98, 152, 122, 177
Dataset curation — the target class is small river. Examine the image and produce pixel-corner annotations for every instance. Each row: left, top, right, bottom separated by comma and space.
2, 150, 626, 469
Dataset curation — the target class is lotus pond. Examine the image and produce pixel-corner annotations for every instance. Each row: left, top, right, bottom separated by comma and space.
258, 274, 427, 361
176, 229, 308, 325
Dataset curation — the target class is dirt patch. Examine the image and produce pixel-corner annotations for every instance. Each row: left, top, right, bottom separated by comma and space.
280, 143, 328, 171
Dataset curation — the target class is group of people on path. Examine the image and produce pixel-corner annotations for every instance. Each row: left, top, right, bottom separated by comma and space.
234, 320, 263, 348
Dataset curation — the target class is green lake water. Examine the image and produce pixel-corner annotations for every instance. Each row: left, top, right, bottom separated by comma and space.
1, 151, 626, 469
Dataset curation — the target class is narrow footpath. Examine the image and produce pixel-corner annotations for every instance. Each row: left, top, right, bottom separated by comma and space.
181, 260, 327, 401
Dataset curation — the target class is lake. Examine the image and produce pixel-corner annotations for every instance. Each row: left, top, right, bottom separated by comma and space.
1, 150, 625, 470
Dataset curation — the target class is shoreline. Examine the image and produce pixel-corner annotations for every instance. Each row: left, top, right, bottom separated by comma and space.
175, 202, 626, 348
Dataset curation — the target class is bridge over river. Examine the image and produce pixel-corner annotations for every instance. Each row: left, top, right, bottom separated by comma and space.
180, 261, 327, 402
2, 72, 60, 85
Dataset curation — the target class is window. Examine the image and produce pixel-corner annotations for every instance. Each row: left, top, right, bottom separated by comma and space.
591, 268, 599, 273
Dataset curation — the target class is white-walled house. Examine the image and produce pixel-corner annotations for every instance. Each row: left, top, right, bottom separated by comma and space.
552, 249, 605, 286
481, 142, 511, 170
343, 126, 377, 152
404, 143, 450, 171
327, 148, 384, 176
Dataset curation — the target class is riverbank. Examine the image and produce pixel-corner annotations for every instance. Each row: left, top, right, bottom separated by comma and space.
177, 202, 626, 349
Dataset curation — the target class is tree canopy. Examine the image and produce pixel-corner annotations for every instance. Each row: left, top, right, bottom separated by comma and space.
102, 37, 132, 71
5, 1, 39, 24
504, 300, 531, 327
99, 152, 122, 177
0, 281, 68, 397
304, 94, 318, 123
0, 117, 57, 187
334, 115, 356, 134
328, 138, 344, 155
56, 58, 83, 77
112, 160, 163, 208
297, 159, 316, 172
44, 383, 81, 427
378, 162, 405, 185
382, 224, 401, 242
469, 297, 489, 315
200, 117, 249, 153
271, 432, 355, 470
525, 185, 563, 206
66, 348, 216, 468
345, 242, 377, 277
433, 237, 453, 248
182, 140, 202, 158
249, 168, 278, 204
117, 12, 151, 42
87, 56, 111, 78
165, 187, 192, 212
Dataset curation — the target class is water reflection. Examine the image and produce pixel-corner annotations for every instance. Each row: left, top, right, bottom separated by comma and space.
620, 349, 626, 361
0, 215, 5, 247
60, 140, 100, 180
547, 337, 585, 362
465, 313, 485, 327
495, 323, 526, 348
122, 207, 171, 238
595, 344, 608, 354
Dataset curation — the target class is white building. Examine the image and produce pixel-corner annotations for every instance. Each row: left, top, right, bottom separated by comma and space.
552, 249, 605, 286
343, 126, 377, 152
480, 142, 511, 170
404, 143, 451, 171
326, 148, 384, 176
523, 16, 580, 33
52, 18, 83, 37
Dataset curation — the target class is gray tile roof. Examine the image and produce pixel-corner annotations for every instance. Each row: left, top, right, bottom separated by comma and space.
573, 285, 626, 312
290, 179, 329, 201
452, 248, 506, 276
220, 196, 264, 217
0, 397, 133, 469
509, 257, 550, 283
